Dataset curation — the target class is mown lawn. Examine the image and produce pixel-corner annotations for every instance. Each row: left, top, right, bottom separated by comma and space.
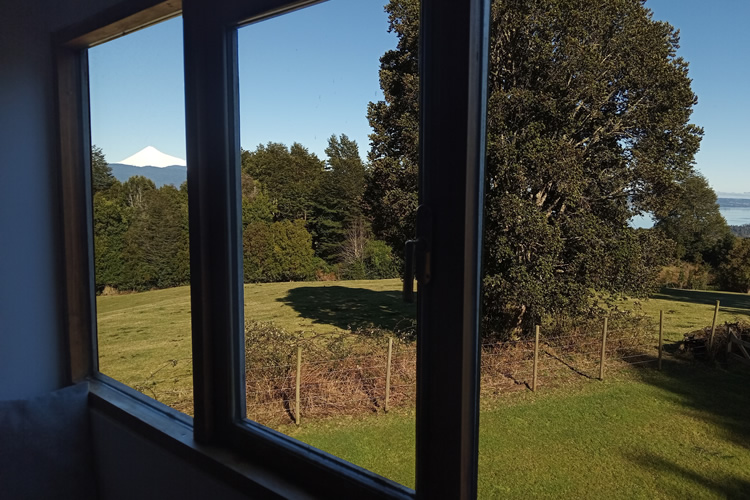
96, 282, 750, 497
288, 359, 750, 498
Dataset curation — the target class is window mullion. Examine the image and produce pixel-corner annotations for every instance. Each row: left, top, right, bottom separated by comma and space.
416, 1, 490, 498
183, 0, 245, 443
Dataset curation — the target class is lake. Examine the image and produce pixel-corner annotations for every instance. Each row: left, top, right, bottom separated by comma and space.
720, 207, 750, 226
630, 206, 750, 229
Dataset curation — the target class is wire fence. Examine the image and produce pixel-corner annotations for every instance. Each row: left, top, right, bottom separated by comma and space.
131, 302, 745, 426
244, 316, 662, 427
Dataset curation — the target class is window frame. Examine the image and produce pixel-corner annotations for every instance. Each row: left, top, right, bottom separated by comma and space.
56, 0, 489, 498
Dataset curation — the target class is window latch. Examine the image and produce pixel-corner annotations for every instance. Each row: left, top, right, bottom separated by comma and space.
403, 205, 432, 303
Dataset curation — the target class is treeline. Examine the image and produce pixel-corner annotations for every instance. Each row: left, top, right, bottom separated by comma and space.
730, 224, 750, 238
91, 136, 399, 293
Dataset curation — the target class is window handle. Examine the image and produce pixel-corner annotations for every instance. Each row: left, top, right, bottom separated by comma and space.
404, 239, 418, 303
403, 205, 432, 303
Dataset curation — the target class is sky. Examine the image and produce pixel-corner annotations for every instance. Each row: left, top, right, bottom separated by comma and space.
89, 0, 748, 194
646, 0, 750, 195
88, 1, 396, 165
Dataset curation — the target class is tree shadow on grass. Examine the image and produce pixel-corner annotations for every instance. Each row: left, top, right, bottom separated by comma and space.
652, 288, 750, 319
626, 355, 750, 495
625, 451, 750, 498
277, 285, 416, 333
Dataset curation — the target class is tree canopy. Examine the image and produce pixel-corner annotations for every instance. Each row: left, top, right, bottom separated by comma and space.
653, 173, 732, 265
367, 0, 704, 336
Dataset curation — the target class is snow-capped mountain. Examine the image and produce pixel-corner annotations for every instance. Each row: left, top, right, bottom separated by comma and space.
116, 146, 186, 168
110, 146, 187, 188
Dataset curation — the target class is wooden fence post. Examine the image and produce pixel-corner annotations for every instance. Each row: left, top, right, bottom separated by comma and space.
532, 325, 540, 392
295, 346, 302, 426
658, 310, 664, 371
385, 337, 393, 412
599, 316, 608, 381
709, 300, 720, 354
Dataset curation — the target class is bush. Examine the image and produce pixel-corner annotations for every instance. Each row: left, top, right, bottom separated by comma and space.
339, 239, 399, 280
243, 220, 316, 282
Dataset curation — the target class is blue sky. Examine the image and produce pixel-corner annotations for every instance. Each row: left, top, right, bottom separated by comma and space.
89, 1, 395, 165
647, 0, 750, 194
89, 0, 747, 193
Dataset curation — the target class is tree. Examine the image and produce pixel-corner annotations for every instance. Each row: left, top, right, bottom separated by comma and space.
122, 185, 189, 290
367, 0, 702, 336
312, 134, 367, 262
92, 191, 127, 291
363, 0, 420, 256
243, 220, 315, 283
241, 142, 324, 222
241, 172, 276, 226
91, 145, 115, 194
720, 238, 750, 293
653, 173, 731, 264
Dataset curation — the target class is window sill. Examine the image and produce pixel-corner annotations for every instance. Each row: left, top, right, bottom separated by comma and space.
87, 376, 313, 499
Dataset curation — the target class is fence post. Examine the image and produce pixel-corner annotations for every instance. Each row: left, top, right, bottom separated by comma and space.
599, 316, 608, 380
385, 337, 393, 412
532, 325, 540, 392
709, 300, 720, 354
295, 346, 302, 426
658, 310, 664, 371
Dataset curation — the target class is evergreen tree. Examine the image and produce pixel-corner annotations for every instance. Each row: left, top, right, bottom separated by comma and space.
241, 142, 324, 222
91, 145, 115, 194
312, 134, 367, 262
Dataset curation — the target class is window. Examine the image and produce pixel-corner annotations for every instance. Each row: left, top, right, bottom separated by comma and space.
56, 0, 490, 497
88, 16, 193, 415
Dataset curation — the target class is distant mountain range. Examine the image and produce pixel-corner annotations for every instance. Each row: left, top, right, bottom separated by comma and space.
718, 198, 750, 208
110, 163, 186, 188
109, 146, 186, 188
717, 192, 750, 199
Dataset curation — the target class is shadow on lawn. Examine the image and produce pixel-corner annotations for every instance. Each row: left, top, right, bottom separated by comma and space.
277, 286, 416, 332
626, 451, 750, 498
628, 356, 750, 495
652, 288, 750, 318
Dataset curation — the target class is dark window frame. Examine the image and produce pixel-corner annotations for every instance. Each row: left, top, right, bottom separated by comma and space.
55, 0, 489, 497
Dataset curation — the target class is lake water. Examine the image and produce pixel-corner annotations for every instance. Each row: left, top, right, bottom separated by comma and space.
630, 207, 750, 229
720, 207, 750, 226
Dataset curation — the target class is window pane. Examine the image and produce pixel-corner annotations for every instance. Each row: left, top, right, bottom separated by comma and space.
477, 2, 746, 497
238, 1, 417, 487
88, 17, 192, 414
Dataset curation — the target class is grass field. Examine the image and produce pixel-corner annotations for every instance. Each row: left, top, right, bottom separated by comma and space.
96, 281, 750, 497
288, 361, 750, 498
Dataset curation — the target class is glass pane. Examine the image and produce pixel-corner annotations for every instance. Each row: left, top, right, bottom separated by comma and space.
238, 1, 417, 487
478, 1, 750, 497
88, 17, 192, 414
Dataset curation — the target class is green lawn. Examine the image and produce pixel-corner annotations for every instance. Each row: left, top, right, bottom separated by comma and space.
288, 359, 750, 498
96, 282, 750, 497
95, 279, 413, 410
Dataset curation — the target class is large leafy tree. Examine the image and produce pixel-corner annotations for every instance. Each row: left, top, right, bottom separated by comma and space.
720, 238, 750, 293
653, 173, 732, 265
367, 0, 702, 336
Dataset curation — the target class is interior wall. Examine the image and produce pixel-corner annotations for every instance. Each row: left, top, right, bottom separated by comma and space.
0, 0, 69, 399
0, 0, 139, 398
